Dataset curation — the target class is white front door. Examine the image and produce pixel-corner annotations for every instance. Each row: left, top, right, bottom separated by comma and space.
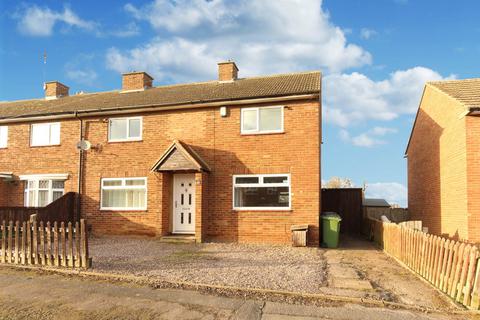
173, 174, 196, 234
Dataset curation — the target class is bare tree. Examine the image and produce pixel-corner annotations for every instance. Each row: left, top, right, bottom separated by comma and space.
323, 177, 354, 188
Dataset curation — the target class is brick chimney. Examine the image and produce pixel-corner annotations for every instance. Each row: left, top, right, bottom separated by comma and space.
44, 81, 69, 99
122, 71, 154, 91
218, 61, 238, 81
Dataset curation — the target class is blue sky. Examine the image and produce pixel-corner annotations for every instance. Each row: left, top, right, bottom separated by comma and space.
1, 0, 479, 206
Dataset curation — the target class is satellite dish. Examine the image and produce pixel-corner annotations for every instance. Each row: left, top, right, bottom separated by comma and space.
76, 140, 91, 151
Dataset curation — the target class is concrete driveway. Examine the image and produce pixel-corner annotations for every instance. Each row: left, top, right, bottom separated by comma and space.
0, 268, 468, 320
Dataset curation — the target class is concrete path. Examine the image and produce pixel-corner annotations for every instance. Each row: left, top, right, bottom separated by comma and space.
0, 268, 470, 320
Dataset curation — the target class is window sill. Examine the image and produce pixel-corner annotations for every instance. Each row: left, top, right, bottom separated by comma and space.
107, 139, 143, 144
240, 131, 285, 136
30, 144, 61, 148
233, 208, 292, 212
100, 208, 148, 212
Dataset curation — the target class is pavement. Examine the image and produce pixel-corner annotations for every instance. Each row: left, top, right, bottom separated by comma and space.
0, 268, 471, 320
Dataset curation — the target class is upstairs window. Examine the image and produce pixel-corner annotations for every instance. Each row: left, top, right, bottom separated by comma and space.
241, 106, 284, 134
108, 117, 142, 142
24, 179, 65, 207
30, 123, 60, 147
233, 174, 291, 210
0, 126, 7, 148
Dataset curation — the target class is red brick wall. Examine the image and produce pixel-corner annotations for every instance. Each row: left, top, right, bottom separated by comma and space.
465, 116, 480, 243
0, 99, 321, 245
0, 120, 80, 206
0, 181, 8, 206
408, 85, 468, 241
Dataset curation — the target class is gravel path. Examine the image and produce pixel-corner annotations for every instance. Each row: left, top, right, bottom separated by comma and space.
90, 236, 327, 294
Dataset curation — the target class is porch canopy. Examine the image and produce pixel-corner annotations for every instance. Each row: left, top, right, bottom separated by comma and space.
0, 172, 14, 181
151, 140, 210, 172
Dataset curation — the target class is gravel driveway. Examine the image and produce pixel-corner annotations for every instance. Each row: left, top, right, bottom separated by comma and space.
90, 236, 327, 294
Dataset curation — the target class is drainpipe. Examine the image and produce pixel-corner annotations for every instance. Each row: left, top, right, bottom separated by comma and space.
75, 112, 83, 221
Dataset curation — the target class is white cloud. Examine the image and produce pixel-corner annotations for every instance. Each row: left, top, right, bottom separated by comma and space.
360, 28, 377, 40
16, 5, 97, 36
324, 67, 454, 127
365, 182, 407, 207
66, 69, 98, 86
340, 126, 397, 147
109, 22, 140, 38
108, 0, 371, 80
64, 54, 98, 86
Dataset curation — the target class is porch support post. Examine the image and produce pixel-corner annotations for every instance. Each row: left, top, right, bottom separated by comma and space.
159, 172, 172, 236
195, 172, 208, 243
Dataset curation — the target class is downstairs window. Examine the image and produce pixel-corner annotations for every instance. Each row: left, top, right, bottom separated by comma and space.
24, 179, 65, 207
101, 177, 147, 210
233, 174, 290, 210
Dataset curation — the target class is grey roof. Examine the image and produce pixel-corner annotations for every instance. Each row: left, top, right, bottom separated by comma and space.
0, 71, 321, 120
363, 198, 390, 207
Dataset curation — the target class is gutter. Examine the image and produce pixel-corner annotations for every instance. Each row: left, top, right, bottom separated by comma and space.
467, 106, 480, 115
0, 93, 319, 124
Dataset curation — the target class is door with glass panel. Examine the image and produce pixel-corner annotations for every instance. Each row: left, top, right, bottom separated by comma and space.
173, 174, 195, 234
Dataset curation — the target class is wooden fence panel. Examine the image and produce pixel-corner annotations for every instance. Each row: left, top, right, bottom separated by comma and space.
0, 219, 90, 270
369, 218, 480, 309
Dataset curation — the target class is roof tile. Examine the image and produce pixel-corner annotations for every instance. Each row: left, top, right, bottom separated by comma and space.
0, 71, 321, 120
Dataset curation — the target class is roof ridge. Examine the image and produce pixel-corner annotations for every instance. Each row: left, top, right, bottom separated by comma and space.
428, 78, 480, 85
0, 70, 321, 104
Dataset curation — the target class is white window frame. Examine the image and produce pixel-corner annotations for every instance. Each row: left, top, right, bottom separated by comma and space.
100, 177, 147, 211
240, 106, 284, 134
232, 173, 291, 211
0, 126, 7, 148
30, 122, 61, 147
108, 117, 143, 142
24, 179, 65, 207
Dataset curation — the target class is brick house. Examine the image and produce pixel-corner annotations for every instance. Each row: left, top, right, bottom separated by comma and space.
406, 78, 480, 243
0, 62, 322, 245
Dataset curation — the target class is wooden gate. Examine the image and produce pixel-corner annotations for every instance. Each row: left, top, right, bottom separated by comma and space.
321, 188, 363, 234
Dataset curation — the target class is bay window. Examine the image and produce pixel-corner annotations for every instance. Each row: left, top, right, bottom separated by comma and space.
233, 174, 291, 210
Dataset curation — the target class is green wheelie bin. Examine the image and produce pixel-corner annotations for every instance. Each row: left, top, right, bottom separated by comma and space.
321, 212, 342, 248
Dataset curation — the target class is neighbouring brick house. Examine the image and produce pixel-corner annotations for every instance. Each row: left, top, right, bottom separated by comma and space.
0, 62, 321, 245
406, 78, 480, 243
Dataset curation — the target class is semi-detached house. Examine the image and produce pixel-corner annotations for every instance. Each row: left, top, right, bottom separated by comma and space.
0, 61, 322, 245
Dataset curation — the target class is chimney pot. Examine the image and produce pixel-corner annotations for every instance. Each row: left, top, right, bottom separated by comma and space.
218, 61, 238, 81
44, 81, 69, 99
122, 71, 154, 91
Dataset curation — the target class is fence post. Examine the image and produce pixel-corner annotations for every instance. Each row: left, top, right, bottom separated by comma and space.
450, 243, 466, 298
46, 222, 52, 266
39, 221, 45, 265
32, 221, 38, 265
80, 219, 89, 268
61, 222, 66, 267
464, 247, 478, 307
7, 221, 13, 263
68, 222, 73, 267
21, 221, 26, 265
14, 221, 20, 264
75, 221, 80, 268
53, 222, 59, 267
471, 260, 480, 309
26, 221, 31, 265
1, 221, 5, 264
